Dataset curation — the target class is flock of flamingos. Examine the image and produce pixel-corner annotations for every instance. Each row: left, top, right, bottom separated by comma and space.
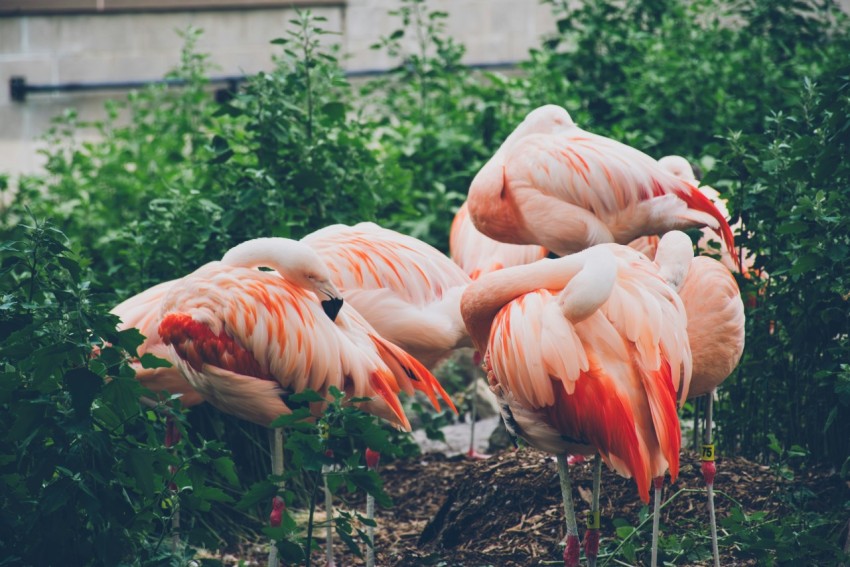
111, 105, 748, 567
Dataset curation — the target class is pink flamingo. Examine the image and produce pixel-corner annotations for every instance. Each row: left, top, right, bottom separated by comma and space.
118, 237, 456, 566
466, 105, 737, 264
461, 233, 694, 567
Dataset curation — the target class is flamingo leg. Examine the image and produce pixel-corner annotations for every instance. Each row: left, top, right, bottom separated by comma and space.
466, 370, 491, 460
703, 391, 719, 567
364, 449, 380, 567
366, 492, 376, 567
650, 476, 663, 567
556, 454, 580, 567
268, 428, 285, 567
585, 454, 602, 567
323, 467, 335, 567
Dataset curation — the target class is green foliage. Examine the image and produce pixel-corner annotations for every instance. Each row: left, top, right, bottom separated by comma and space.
535, 0, 848, 156
14, 28, 218, 298
0, 219, 236, 565
707, 54, 850, 466
209, 12, 392, 243
361, 0, 513, 250
238, 387, 412, 564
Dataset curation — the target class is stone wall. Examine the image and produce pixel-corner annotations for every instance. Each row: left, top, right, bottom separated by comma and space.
0, 1, 555, 176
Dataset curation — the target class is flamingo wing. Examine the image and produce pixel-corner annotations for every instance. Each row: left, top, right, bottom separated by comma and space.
112, 279, 178, 352
157, 263, 452, 428
303, 222, 473, 367
678, 256, 746, 398
111, 278, 206, 406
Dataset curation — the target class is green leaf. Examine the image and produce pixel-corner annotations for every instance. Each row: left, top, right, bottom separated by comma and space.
616, 525, 635, 539
776, 221, 809, 235
127, 448, 157, 496
213, 456, 240, 487
209, 135, 234, 164
321, 101, 346, 123
115, 328, 145, 354
790, 254, 822, 275
236, 479, 277, 511
140, 353, 173, 369
64, 367, 103, 420
101, 375, 143, 421
288, 389, 325, 404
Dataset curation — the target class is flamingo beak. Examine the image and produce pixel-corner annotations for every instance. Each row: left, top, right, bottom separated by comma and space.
318, 281, 344, 321
321, 297, 344, 321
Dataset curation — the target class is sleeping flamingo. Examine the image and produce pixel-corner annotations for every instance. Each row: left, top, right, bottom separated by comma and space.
302, 222, 473, 369
669, 254, 745, 567
466, 105, 737, 264
118, 237, 455, 566
449, 201, 548, 457
116, 223, 473, 403
461, 233, 694, 567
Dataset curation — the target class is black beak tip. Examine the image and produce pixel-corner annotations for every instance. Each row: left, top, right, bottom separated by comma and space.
321, 297, 344, 321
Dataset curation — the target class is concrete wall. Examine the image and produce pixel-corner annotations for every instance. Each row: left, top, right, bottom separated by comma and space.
0, 1, 555, 177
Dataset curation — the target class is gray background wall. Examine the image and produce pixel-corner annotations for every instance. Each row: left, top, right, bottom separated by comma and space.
0, 1, 555, 176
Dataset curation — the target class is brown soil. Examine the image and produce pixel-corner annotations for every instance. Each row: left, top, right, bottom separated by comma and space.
227, 447, 848, 566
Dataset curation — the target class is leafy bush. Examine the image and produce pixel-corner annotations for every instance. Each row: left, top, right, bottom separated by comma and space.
14, 28, 219, 298
0, 219, 236, 565
707, 55, 850, 467
209, 12, 398, 244
360, 0, 527, 249
532, 0, 849, 155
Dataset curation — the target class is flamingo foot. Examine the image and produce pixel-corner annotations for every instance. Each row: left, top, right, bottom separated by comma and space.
564, 534, 580, 567
466, 447, 491, 460
566, 454, 586, 466
269, 496, 285, 527
584, 528, 600, 566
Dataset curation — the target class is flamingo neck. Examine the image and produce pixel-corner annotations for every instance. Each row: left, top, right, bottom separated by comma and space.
461, 255, 587, 352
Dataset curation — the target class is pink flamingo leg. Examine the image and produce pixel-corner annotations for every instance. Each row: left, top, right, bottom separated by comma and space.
557, 454, 580, 567
268, 428, 285, 567
467, 351, 490, 460
365, 449, 381, 567
650, 476, 664, 567
584, 454, 602, 567
703, 391, 720, 567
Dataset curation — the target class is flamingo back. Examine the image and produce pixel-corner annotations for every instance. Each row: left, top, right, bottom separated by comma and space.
303, 222, 469, 306
678, 256, 746, 398
303, 222, 473, 367
449, 201, 547, 280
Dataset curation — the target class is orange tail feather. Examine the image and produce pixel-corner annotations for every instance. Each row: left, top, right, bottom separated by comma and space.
548, 371, 652, 502
370, 334, 458, 414
674, 184, 739, 271
640, 359, 682, 481
368, 369, 411, 430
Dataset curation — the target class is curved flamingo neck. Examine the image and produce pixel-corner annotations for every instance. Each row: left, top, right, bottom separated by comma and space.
221, 237, 308, 274
461, 253, 589, 352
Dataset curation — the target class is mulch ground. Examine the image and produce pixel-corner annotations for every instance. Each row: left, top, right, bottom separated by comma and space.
223, 447, 848, 566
